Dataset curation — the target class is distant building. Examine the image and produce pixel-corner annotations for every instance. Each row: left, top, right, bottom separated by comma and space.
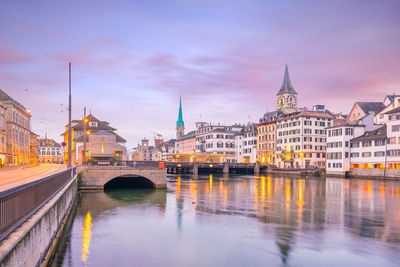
375, 95, 400, 125
131, 139, 153, 161
235, 123, 257, 163
61, 113, 126, 164
384, 107, 400, 170
77, 130, 126, 162
38, 137, 63, 163
177, 130, 195, 154
30, 132, 39, 165
346, 102, 385, 123
276, 111, 334, 169
0, 103, 6, 166
154, 139, 176, 162
195, 122, 244, 163
0, 89, 32, 166
256, 121, 277, 165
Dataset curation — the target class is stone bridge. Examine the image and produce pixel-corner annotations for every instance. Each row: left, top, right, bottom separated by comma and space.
78, 166, 167, 189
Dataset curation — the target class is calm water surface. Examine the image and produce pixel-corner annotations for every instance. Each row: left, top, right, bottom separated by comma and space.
50, 175, 400, 267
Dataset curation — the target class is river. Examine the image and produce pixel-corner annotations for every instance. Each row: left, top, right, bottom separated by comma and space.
50, 174, 400, 267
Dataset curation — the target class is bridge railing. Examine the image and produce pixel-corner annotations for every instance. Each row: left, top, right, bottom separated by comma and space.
0, 166, 77, 242
89, 160, 162, 169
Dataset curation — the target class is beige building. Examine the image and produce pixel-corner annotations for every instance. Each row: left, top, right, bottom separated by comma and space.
0, 89, 31, 166
0, 103, 6, 166
256, 121, 277, 165
38, 138, 63, 163
346, 102, 385, 123
131, 139, 153, 161
62, 113, 126, 164
78, 130, 126, 163
276, 110, 334, 169
177, 131, 195, 154
30, 132, 39, 165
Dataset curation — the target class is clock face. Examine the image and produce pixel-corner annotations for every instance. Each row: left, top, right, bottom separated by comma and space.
287, 95, 297, 107
277, 96, 285, 108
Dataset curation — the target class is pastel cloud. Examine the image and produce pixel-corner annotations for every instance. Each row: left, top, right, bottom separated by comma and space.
0, 0, 399, 147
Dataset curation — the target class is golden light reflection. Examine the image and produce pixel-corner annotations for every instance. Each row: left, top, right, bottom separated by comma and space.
285, 179, 291, 202
267, 176, 272, 200
176, 175, 181, 198
81, 210, 92, 264
254, 180, 259, 208
261, 176, 266, 202
209, 174, 213, 200
190, 180, 197, 204
243, 179, 246, 191
298, 179, 304, 226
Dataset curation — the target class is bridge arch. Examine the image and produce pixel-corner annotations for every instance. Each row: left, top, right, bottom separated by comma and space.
104, 175, 156, 190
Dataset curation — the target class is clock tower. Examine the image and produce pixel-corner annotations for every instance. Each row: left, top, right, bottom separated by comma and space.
276, 64, 298, 113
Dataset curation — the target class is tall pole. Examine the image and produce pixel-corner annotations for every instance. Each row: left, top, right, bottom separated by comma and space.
83, 107, 87, 165
68, 62, 72, 167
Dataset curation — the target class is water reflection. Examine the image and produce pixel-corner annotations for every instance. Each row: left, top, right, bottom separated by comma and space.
81, 211, 92, 264
51, 176, 400, 267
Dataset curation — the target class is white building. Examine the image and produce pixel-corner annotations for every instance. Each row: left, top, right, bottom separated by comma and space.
276, 110, 334, 169
195, 122, 244, 162
326, 113, 378, 175
375, 95, 400, 125
326, 124, 365, 175
350, 125, 386, 170
235, 123, 257, 163
384, 107, 400, 169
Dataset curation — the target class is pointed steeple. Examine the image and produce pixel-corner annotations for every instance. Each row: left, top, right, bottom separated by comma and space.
176, 96, 184, 128
277, 64, 297, 96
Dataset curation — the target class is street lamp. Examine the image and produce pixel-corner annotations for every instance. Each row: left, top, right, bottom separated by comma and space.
83, 107, 88, 165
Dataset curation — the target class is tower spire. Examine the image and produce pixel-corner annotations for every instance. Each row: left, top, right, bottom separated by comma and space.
177, 96, 184, 128
277, 64, 297, 96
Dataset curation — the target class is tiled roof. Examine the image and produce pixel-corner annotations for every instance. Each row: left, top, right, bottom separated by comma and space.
180, 130, 195, 140
278, 110, 334, 121
351, 125, 386, 142
386, 95, 400, 102
384, 106, 400, 115
356, 102, 385, 114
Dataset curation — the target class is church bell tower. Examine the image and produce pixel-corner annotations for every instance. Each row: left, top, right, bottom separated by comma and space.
176, 97, 185, 139
276, 64, 298, 113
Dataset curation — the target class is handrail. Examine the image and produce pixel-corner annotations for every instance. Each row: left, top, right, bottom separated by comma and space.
0, 166, 77, 243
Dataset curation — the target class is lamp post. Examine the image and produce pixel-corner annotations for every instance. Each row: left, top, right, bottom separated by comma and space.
68, 62, 72, 168
83, 107, 88, 165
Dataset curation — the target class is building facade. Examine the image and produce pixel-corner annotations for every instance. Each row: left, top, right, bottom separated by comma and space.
385, 107, 400, 170
62, 113, 126, 164
0, 89, 31, 166
350, 126, 387, 171
0, 103, 6, 166
256, 121, 276, 165
177, 131, 195, 154
195, 122, 244, 163
276, 111, 334, 169
326, 124, 365, 175
30, 132, 39, 165
77, 130, 126, 163
38, 138, 63, 163
346, 102, 385, 123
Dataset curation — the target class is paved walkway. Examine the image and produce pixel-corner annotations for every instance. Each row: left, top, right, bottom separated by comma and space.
0, 164, 67, 192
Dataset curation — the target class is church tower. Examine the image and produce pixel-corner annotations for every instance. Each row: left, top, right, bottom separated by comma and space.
176, 97, 185, 139
276, 64, 298, 113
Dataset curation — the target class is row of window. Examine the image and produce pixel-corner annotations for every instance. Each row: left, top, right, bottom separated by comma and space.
328, 128, 354, 137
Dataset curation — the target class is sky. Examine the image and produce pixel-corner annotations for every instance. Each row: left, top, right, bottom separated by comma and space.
1, 0, 399, 148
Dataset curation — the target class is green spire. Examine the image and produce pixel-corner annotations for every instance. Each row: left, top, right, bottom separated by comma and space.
177, 96, 184, 128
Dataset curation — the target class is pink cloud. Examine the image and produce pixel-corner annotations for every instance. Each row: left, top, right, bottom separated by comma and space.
0, 46, 35, 64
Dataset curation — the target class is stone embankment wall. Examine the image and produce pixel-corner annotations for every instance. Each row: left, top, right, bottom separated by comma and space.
0, 176, 77, 267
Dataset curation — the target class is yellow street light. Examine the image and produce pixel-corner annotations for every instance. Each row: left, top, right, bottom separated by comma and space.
209, 164, 213, 168
86, 130, 91, 135
83, 118, 89, 123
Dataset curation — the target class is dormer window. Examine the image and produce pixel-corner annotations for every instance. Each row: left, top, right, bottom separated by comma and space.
89, 121, 98, 127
